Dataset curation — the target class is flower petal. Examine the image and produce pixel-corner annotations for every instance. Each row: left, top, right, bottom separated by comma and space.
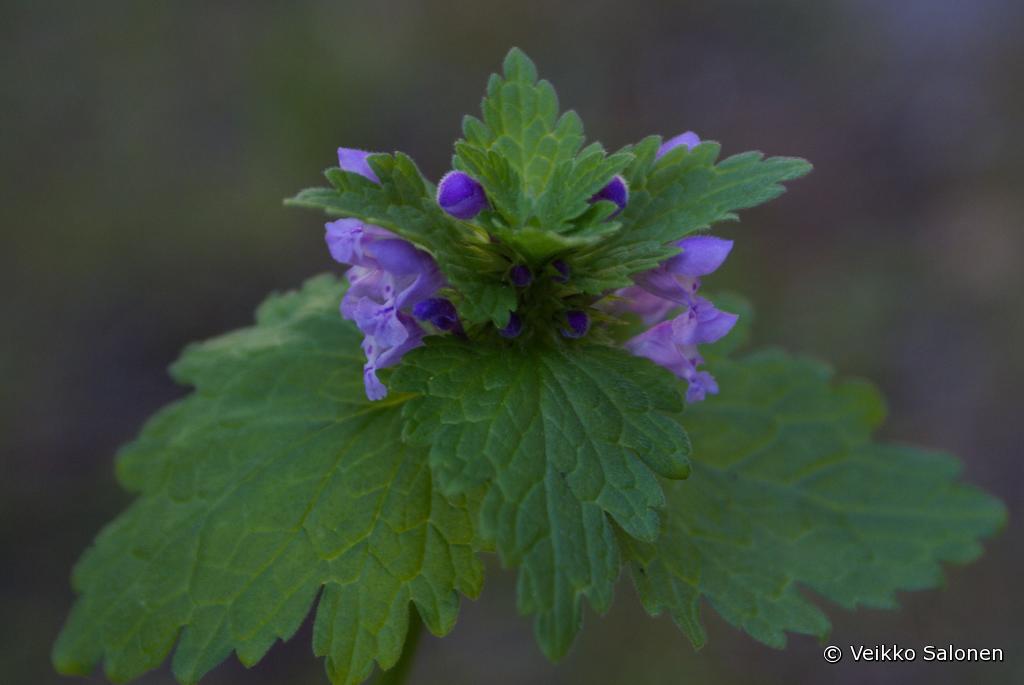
337, 147, 380, 183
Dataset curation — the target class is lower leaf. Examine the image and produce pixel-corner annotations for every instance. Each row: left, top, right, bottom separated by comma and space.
52, 275, 482, 685
626, 350, 1006, 648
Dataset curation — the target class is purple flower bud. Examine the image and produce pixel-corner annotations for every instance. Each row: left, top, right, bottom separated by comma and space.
656, 131, 701, 159
589, 175, 629, 215
437, 171, 488, 219
412, 297, 461, 332
552, 260, 570, 283
338, 147, 381, 183
499, 312, 523, 338
561, 310, 590, 339
509, 264, 532, 287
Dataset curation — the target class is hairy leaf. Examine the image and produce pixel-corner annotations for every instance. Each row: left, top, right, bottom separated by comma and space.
625, 350, 1006, 648
392, 339, 691, 659
456, 48, 629, 232
572, 140, 812, 293
53, 276, 483, 685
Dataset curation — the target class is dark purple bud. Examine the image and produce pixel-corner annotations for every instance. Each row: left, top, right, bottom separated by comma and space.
589, 175, 629, 215
561, 310, 590, 339
509, 264, 532, 287
437, 171, 488, 220
499, 312, 523, 338
412, 297, 461, 332
552, 260, 570, 283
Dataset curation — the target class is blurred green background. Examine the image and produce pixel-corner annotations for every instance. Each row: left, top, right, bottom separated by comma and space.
2, 1, 1021, 683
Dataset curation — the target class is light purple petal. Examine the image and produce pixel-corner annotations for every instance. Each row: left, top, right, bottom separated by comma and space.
657, 131, 701, 159
369, 238, 433, 275
325, 219, 395, 267
338, 147, 380, 183
359, 314, 425, 401
632, 264, 697, 304
690, 297, 739, 344
370, 315, 425, 369
352, 299, 408, 347
363, 366, 388, 401
341, 267, 388, 319
665, 236, 734, 277
606, 286, 678, 325
685, 370, 719, 403
624, 320, 690, 377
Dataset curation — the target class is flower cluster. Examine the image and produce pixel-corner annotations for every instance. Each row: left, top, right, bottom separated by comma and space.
618, 235, 737, 402
328, 132, 736, 403
327, 148, 448, 400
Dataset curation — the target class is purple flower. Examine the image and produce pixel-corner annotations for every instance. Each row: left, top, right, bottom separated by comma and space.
361, 314, 424, 401
552, 260, 570, 283
437, 171, 488, 219
509, 264, 532, 287
617, 234, 737, 402
325, 218, 445, 400
605, 285, 678, 325
657, 131, 701, 159
499, 312, 523, 338
561, 310, 590, 339
589, 175, 629, 215
412, 297, 462, 332
337, 147, 380, 183
624, 301, 735, 403
632, 235, 733, 306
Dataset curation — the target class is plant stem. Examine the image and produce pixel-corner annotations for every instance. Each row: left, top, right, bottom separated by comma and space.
374, 608, 423, 685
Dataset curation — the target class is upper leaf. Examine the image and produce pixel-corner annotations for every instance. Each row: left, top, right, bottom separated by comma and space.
625, 350, 1006, 648
456, 49, 632, 235
52, 275, 483, 685
391, 338, 691, 659
571, 138, 812, 294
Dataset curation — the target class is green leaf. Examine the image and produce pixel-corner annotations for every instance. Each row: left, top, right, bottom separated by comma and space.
625, 350, 1006, 649
571, 140, 813, 293
52, 275, 483, 685
391, 339, 691, 659
455, 49, 629, 232
286, 154, 516, 326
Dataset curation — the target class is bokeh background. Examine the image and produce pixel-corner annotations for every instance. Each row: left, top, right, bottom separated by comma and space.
3, 1, 1022, 683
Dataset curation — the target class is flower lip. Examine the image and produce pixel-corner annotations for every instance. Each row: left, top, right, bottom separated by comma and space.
437, 171, 489, 219
561, 310, 590, 339
589, 175, 629, 215
337, 147, 381, 183
552, 260, 571, 283
657, 131, 701, 159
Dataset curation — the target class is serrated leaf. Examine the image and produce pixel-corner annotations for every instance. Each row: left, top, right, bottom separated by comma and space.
391, 339, 691, 659
572, 141, 812, 293
455, 49, 628, 230
286, 154, 516, 326
53, 275, 483, 685
625, 350, 1006, 649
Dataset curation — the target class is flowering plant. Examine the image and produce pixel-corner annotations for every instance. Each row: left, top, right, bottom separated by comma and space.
53, 49, 1004, 685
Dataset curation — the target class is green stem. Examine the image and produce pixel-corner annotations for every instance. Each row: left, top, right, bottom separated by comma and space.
374, 609, 424, 685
